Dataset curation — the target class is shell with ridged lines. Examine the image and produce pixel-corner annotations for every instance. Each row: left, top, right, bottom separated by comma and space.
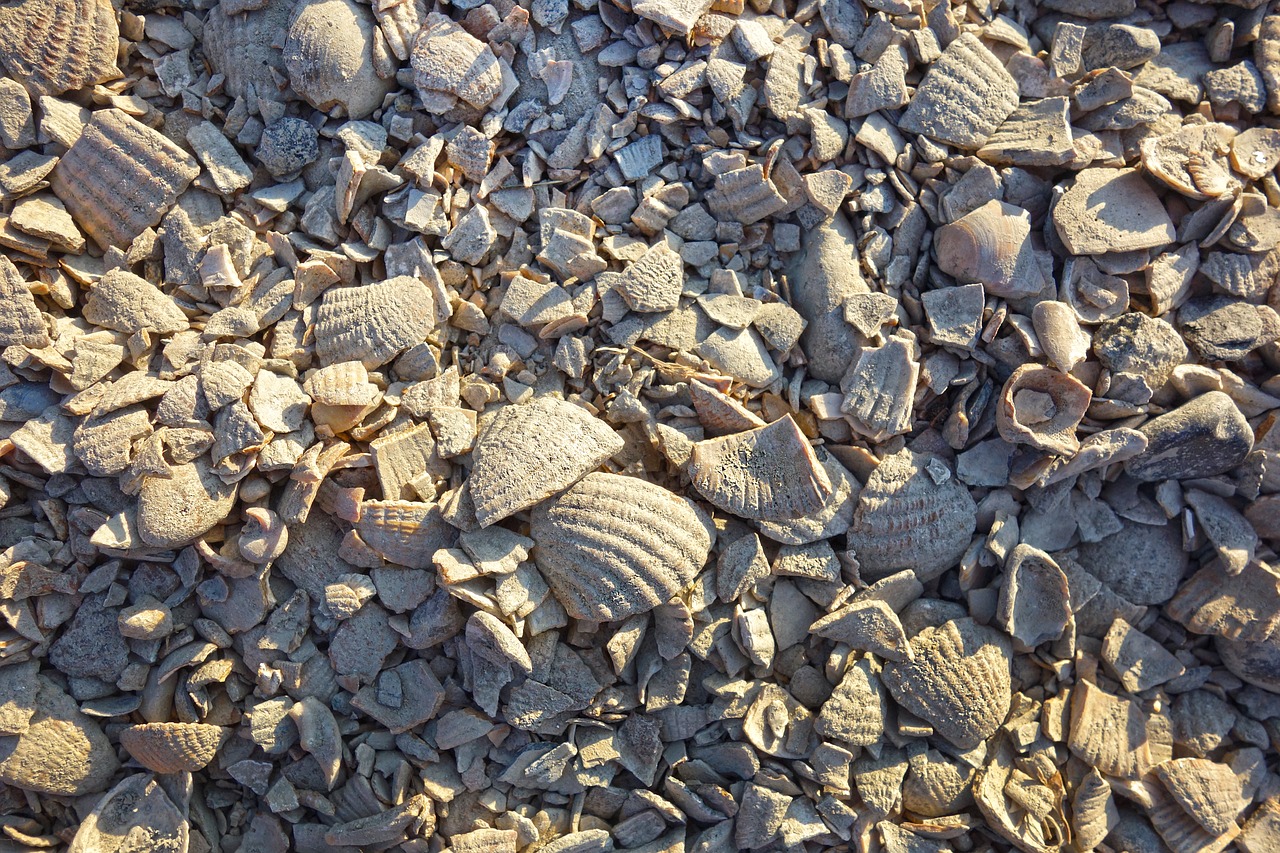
530, 472, 715, 621
882, 618, 1012, 750
468, 397, 624, 528
202, 0, 294, 100
898, 32, 1018, 150
119, 722, 223, 773
315, 277, 436, 368
48, 109, 200, 250
0, 0, 119, 96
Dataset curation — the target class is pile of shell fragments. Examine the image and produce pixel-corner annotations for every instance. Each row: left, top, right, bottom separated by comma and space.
4, 0, 1280, 850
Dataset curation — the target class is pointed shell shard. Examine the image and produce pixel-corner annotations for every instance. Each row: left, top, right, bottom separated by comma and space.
315, 277, 436, 368
530, 472, 713, 621
49, 109, 200, 250
119, 722, 223, 773
468, 397, 625, 528
690, 415, 832, 521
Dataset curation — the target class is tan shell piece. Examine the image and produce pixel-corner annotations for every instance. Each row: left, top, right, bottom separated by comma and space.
1053, 168, 1177, 256
137, 459, 238, 549
68, 774, 188, 853
756, 448, 859, 546
1072, 768, 1118, 852
706, 164, 788, 225
356, 500, 453, 569
411, 13, 504, 113
202, 0, 294, 99
0, 0, 119, 96
846, 449, 977, 582
689, 379, 766, 436
284, 0, 395, 120
83, 269, 189, 336
1148, 786, 1241, 853
73, 406, 152, 477
616, 243, 685, 313
841, 336, 920, 441
1259, 15, 1280, 115
996, 545, 1071, 650
996, 364, 1092, 457
899, 33, 1019, 150
817, 658, 888, 747
302, 361, 379, 408
1068, 679, 1152, 779
1154, 758, 1246, 837
974, 741, 1069, 853
934, 200, 1040, 298
1166, 559, 1280, 642
1032, 301, 1091, 373
468, 397, 623, 528
810, 599, 914, 662
48, 109, 200, 249
882, 619, 1011, 750
0, 255, 49, 348
120, 722, 223, 773
690, 415, 832, 521
742, 683, 815, 759
529, 472, 714, 621
315, 277, 435, 368
1141, 124, 1237, 200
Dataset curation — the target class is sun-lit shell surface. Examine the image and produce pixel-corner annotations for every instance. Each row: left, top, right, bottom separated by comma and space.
847, 449, 977, 581
284, 0, 395, 120
934, 200, 1039, 298
0, 255, 49, 348
530, 473, 713, 621
755, 449, 858, 545
48, 109, 200, 250
137, 459, 238, 549
882, 618, 1012, 750
0, 0, 119, 96
356, 500, 453, 569
996, 364, 1093, 457
84, 269, 189, 336
119, 722, 223, 773
68, 774, 187, 853
997, 545, 1071, 650
899, 33, 1019, 149
411, 13, 504, 113
1141, 123, 1238, 200
690, 415, 832, 521
315, 277, 435, 367
202, 0, 293, 99
468, 397, 624, 528
1154, 758, 1247, 837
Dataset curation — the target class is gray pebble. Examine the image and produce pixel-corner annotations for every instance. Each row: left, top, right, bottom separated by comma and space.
256, 117, 319, 178
1179, 296, 1278, 361
1125, 390, 1254, 482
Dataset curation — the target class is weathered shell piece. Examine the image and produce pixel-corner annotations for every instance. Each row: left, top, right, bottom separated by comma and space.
755, 449, 858, 545
934, 200, 1040, 298
284, 0, 395, 120
847, 449, 977, 581
49, 109, 200, 249
119, 722, 223, 773
0, 0, 119, 96
787, 211, 870, 383
997, 545, 1071, 650
1053, 168, 1176, 255
137, 459, 238, 549
690, 415, 833, 521
706, 164, 788, 225
356, 500, 453, 569
1154, 758, 1246, 836
0, 255, 49, 348
616, 243, 684, 313
529, 473, 713, 621
974, 740, 1069, 853
899, 33, 1019, 149
1069, 679, 1152, 779
817, 657, 888, 747
84, 269, 189, 335
468, 397, 625, 528
315, 277, 435, 368
882, 618, 1012, 750
68, 774, 188, 853
202, 0, 294, 99
996, 364, 1092, 457
1141, 124, 1238, 200
1166, 559, 1280, 642
411, 13, 504, 112
841, 336, 919, 441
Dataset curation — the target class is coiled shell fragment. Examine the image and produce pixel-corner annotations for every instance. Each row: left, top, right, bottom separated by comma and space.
49, 109, 200, 250
530, 473, 714, 621
468, 397, 624, 528
690, 415, 832, 521
0, 0, 120, 96
996, 364, 1092, 457
119, 722, 223, 773
315, 277, 435, 368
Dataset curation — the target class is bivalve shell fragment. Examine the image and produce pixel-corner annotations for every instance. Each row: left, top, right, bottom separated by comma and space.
0, 0, 119, 96
899, 33, 1019, 150
284, 0, 395, 120
934, 200, 1040, 298
996, 364, 1092, 457
315, 277, 436, 368
119, 722, 223, 773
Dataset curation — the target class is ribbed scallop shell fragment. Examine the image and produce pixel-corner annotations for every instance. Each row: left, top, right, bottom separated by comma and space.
467, 397, 624, 528
202, 0, 294, 99
846, 449, 977, 581
119, 722, 223, 773
530, 473, 714, 621
315, 277, 436, 367
48, 109, 200, 249
898, 32, 1018, 150
356, 500, 453, 569
882, 618, 1012, 750
690, 415, 833, 521
0, 0, 120, 96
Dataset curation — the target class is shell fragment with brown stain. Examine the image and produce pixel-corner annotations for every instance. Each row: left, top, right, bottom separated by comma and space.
899, 33, 1019, 150
882, 618, 1012, 750
411, 13, 504, 114
1153, 758, 1247, 837
934, 200, 1041, 298
468, 397, 624, 528
1068, 679, 1152, 779
0, 0, 119, 96
690, 415, 832, 521
529, 472, 714, 621
846, 449, 977, 582
1141, 123, 1238, 200
119, 722, 223, 773
996, 364, 1092, 457
49, 109, 200, 250
315, 277, 436, 368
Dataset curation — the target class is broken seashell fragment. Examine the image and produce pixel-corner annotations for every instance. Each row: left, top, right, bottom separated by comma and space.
996, 364, 1092, 457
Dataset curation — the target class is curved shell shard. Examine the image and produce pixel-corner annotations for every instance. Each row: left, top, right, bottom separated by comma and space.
530, 473, 713, 621
690, 415, 832, 521
468, 397, 624, 528
996, 364, 1093, 457
284, 0, 395, 120
315, 277, 436, 368
934, 200, 1039, 298
119, 722, 223, 773
0, 0, 120, 96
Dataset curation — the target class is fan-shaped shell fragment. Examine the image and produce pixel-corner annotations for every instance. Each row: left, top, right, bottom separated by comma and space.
203, 0, 294, 100
0, 0, 119, 96
315, 277, 435, 368
882, 618, 1012, 750
468, 397, 624, 528
119, 722, 223, 773
899, 33, 1018, 149
996, 364, 1092, 457
284, 0, 395, 120
934, 200, 1039, 298
530, 473, 713, 621
411, 14, 504, 113
690, 415, 832, 521
356, 500, 453, 569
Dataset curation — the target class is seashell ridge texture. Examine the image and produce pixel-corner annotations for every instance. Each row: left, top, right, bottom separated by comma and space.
0, 0, 120, 96
119, 722, 223, 773
315, 277, 436, 368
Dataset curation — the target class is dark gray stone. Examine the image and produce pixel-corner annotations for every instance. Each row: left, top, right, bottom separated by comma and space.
49, 594, 130, 683
256, 117, 319, 178
1125, 391, 1254, 482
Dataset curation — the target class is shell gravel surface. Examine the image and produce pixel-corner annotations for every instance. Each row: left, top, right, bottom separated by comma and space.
0, 1, 1278, 852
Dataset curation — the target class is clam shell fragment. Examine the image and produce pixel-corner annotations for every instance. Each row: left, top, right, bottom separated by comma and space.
0, 0, 119, 96
899, 33, 1019, 149
529, 473, 713, 621
119, 722, 223, 773
934, 200, 1040, 298
315, 277, 436, 368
